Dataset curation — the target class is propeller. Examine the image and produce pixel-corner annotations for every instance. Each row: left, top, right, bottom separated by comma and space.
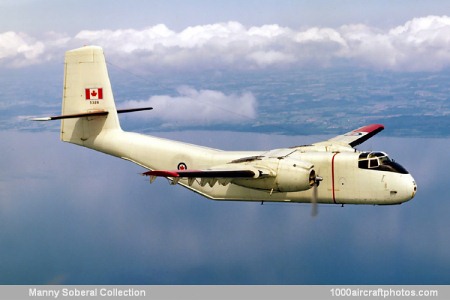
311, 175, 323, 217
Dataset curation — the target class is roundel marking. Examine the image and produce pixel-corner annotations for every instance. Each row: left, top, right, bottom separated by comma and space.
177, 162, 187, 170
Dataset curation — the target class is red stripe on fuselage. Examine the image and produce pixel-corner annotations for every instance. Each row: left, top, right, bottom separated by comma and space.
331, 153, 339, 204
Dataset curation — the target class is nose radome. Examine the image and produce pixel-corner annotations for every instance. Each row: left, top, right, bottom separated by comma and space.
411, 179, 417, 199
395, 174, 416, 203
404, 175, 417, 202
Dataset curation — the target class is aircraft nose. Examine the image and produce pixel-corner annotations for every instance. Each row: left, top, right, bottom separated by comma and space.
403, 175, 417, 201
411, 179, 417, 199
395, 174, 417, 203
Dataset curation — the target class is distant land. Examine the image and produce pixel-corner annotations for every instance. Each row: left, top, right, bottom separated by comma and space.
2, 66, 449, 137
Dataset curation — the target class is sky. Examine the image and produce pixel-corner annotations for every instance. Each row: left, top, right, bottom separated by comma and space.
1, 0, 450, 286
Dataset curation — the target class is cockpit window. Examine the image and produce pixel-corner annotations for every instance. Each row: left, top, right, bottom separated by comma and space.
358, 151, 409, 174
369, 159, 379, 168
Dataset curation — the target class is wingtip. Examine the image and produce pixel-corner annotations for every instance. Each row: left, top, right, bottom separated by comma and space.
354, 124, 384, 133
349, 124, 385, 147
30, 117, 52, 121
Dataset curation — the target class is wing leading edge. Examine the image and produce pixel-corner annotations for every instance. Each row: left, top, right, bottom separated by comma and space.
143, 169, 260, 187
143, 169, 257, 179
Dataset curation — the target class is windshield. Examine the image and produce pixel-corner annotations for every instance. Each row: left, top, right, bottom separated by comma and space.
358, 152, 409, 174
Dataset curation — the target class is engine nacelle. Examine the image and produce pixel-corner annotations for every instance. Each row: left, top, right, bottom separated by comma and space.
232, 157, 316, 192
274, 158, 316, 192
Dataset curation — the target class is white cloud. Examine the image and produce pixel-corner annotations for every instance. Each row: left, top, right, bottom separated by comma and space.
0, 31, 71, 67
247, 50, 296, 67
3, 16, 450, 71
122, 86, 257, 126
339, 16, 450, 71
0, 31, 45, 67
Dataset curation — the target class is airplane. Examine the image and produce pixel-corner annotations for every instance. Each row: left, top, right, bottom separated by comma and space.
33, 46, 417, 215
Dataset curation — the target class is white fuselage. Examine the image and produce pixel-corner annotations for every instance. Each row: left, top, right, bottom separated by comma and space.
87, 129, 416, 205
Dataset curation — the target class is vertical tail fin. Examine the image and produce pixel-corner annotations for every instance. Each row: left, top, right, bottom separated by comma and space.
61, 46, 121, 145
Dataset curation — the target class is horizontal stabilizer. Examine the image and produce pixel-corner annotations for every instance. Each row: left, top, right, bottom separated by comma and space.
30, 107, 153, 121
117, 107, 153, 114
31, 110, 108, 121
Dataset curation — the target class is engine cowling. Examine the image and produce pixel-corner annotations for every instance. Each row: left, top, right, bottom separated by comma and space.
231, 157, 316, 192
274, 158, 316, 192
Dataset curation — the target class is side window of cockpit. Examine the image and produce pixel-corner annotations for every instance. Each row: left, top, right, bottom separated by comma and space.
358, 160, 368, 169
369, 159, 379, 168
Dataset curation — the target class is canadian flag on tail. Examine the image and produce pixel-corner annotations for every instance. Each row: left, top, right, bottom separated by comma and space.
85, 88, 103, 100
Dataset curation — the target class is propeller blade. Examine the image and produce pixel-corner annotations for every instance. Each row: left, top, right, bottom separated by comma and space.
311, 175, 322, 217
311, 183, 318, 217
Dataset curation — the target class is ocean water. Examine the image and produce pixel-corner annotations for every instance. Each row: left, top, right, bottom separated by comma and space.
0, 130, 448, 284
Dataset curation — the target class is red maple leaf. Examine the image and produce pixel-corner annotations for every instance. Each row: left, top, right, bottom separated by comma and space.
91, 90, 97, 97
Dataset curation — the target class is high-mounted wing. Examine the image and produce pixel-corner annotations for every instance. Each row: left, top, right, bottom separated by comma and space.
144, 169, 257, 178
315, 124, 384, 148
143, 166, 271, 187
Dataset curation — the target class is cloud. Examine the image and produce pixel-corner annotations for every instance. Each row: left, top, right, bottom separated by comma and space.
122, 86, 257, 127
339, 16, 450, 71
0, 31, 45, 67
73, 22, 324, 70
3, 16, 450, 71
0, 31, 70, 67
